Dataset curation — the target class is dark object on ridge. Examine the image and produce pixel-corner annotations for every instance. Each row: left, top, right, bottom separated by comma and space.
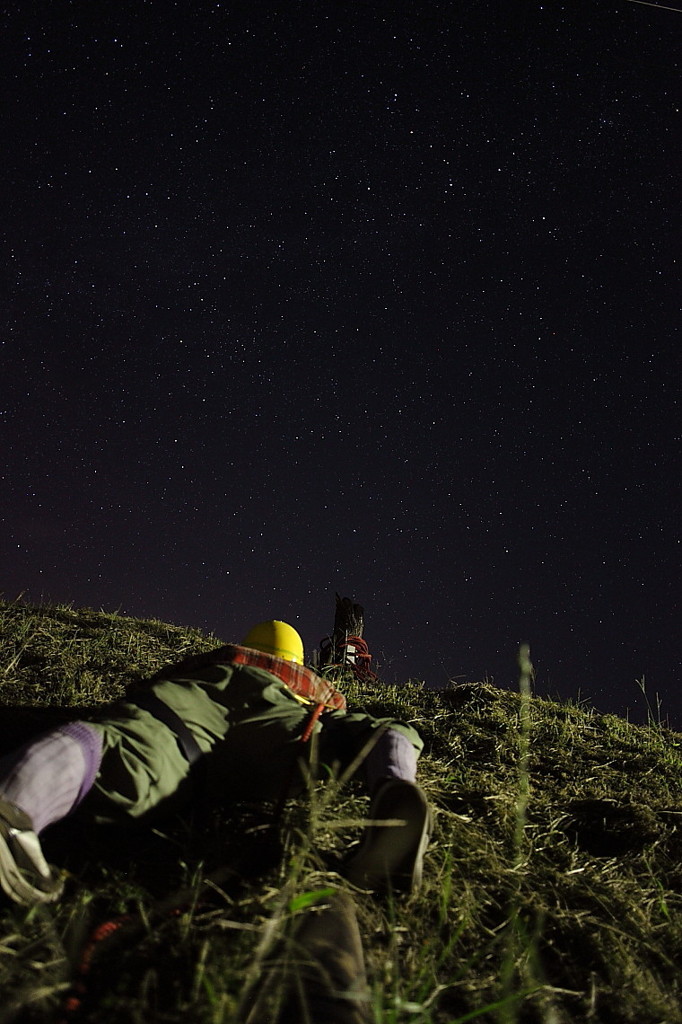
333, 594, 366, 640
318, 595, 375, 678
319, 594, 365, 667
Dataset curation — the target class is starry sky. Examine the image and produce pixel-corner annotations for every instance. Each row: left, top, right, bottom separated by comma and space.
2, 1, 679, 725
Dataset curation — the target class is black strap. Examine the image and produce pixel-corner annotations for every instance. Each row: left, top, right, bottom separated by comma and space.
129, 690, 203, 765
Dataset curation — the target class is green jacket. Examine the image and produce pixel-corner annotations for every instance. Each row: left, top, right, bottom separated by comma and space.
86, 650, 423, 823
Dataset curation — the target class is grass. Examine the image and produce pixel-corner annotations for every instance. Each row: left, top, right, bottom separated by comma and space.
0, 598, 681, 1022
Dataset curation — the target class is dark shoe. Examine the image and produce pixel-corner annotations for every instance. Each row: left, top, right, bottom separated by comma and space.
0, 799, 64, 905
244, 891, 370, 1024
344, 780, 431, 894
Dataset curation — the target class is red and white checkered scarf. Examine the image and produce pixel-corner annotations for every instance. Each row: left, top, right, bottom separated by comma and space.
222, 644, 347, 712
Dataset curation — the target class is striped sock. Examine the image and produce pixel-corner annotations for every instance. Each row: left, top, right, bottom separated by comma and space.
0, 722, 103, 834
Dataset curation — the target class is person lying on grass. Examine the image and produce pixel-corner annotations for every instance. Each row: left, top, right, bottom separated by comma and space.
0, 619, 431, 906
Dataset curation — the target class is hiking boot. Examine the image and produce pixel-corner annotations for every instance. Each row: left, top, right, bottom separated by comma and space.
344, 780, 432, 894
0, 799, 64, 905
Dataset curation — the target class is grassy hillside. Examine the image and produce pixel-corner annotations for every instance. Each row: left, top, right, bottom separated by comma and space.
0, 599, 681, 1023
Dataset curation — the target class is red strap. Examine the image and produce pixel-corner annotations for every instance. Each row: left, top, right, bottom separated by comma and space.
299, 702, 325, 743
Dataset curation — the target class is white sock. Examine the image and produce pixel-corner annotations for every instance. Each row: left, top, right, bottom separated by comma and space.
0, 723, 103, 834
365, 728, 418, 792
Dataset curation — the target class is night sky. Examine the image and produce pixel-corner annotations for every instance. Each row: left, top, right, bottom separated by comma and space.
2, 1, 679, 726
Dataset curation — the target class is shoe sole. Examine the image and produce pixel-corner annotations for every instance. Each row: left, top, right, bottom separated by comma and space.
0, 830, 63, 906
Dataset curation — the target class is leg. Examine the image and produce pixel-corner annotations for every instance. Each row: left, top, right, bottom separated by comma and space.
0, 722, 103, 905
318, 713, 431, 894
363, 727, 420, 789
316, 711, 423, 791
0, 722, 103, 832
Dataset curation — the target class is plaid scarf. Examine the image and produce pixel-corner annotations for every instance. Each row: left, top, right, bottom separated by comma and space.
222, 644, 347, 712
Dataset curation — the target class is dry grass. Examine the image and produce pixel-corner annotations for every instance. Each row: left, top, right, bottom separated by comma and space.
0, 598, 681, 1023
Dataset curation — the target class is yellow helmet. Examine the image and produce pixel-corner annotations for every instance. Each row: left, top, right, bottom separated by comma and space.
242, 620, 304, 665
